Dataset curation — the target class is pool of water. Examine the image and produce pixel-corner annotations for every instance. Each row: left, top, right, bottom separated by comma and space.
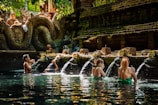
0, 71, 158, 105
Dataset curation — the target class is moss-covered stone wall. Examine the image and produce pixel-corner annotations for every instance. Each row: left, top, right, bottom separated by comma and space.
66, 0, 158, 51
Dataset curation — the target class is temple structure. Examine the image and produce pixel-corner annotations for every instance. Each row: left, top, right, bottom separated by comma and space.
1, 0, 158, 71
66, 0, 158, 51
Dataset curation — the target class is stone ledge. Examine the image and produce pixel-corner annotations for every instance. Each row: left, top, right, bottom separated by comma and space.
78, 21, 158, 36
0, 50, 37, 53
80, 0, 158, 18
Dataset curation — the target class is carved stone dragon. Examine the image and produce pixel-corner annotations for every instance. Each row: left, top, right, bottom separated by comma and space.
0, 16, 64, 51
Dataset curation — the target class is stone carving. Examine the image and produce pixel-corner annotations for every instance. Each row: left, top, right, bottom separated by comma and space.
0, 16, 64, 51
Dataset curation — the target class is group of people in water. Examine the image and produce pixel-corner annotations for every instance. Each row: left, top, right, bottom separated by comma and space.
91, 56, 137, 84
23, 46, 137, 85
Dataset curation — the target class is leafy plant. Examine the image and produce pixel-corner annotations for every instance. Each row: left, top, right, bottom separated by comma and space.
0, 0, 40, 17
0, 0, 74, 20
0, 0, 12, 12
93, 0, 118, 7
55, 0, 74, 20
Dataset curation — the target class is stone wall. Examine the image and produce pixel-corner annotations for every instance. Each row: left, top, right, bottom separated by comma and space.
66, 0, 158, 51
0, 50, 38, 72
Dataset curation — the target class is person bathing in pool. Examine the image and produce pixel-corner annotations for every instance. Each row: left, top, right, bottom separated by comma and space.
118, 57, 137, 84
91, 58, 106, 80
44, 54, 61, 73
23, 54, 35, 74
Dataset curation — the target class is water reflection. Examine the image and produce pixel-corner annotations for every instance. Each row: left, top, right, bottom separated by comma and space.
23, 73, 35, 89
117, 84, 136, 105
0, 72, 158, 105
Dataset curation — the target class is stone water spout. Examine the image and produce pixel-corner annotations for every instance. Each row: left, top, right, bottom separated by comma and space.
79, 57, 94, 76
136, 52, 158, 79
105, 57, 121, 77
136, 62, 147, 76
60, 57, 77, 74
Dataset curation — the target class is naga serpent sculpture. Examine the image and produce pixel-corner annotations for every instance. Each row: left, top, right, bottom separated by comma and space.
0, 16, 64, 51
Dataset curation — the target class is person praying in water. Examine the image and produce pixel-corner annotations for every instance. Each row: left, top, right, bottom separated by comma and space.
91, 58, 106, 80
44, 54, 61, 73
23, 54, 35, 74
118, 57, 137, 84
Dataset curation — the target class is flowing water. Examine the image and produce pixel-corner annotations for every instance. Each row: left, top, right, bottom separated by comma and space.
0, 70, 158, 105
105, 57, 120, 77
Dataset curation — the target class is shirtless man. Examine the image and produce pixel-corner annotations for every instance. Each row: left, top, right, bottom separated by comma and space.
6, 12, 18, 26
23, 54, 35, 74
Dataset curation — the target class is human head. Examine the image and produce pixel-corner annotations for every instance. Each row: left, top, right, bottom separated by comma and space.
120, 57, 129, 69
96, 58, 104, 69
23, 54, 30, 61
10, 12, 16, 19
46, 44, 52, 49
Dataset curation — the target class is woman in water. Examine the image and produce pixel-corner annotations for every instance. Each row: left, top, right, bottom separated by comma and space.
118, 57, 137, 84
92, 58, 106, 80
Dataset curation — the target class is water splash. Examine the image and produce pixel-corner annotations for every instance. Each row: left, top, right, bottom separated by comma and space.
60, 58, 76, 74
79, 57, 94, 75
105, 57, 120, 77
136, 62, 145, 76
136, 58, 153, 76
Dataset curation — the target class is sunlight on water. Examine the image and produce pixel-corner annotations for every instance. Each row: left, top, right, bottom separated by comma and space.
0, 71, 158, 105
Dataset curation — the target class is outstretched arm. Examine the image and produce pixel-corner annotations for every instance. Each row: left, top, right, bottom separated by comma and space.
52, 60, 59, 71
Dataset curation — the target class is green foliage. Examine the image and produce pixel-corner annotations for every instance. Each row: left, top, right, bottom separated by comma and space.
0, 0, 73, 20
93, 0, 118, 7
0, 0, 12, 12
31, 0, 37, 4
28, 2, 40, 11
55, 0, 74, 20
79, 21, 89, 30
0, 0, 40, 17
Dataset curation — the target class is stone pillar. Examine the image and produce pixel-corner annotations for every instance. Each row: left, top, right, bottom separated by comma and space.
147, 32, 155, 49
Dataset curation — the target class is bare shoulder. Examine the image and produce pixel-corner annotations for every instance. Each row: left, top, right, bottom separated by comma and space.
128, 67, 135, 73
118, 67, 121, 71
130, 66, 136, 72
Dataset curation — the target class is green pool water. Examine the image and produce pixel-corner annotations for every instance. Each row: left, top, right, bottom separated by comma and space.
0, 72, 158, 105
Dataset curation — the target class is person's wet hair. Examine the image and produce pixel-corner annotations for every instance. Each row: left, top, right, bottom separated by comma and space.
23, 54, 29, 61
96, 58, 104, 66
